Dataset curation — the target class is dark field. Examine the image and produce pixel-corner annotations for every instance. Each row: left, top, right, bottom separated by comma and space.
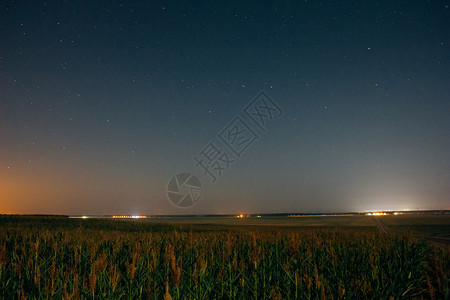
0, 215, 449, 299
379, 215, 450, 239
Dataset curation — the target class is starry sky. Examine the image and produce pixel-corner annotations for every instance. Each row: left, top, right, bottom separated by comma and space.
1, 1, 449, 215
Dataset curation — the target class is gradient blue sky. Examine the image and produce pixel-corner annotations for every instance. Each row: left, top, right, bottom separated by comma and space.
1, 0, 449, 214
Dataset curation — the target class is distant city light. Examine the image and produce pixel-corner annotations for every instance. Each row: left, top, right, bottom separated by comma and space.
112, 215, 147, 219
365, 211, 402, 216
366, 212, 387, 216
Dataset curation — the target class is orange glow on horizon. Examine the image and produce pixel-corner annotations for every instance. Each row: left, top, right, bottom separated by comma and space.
366, 212, 402, 216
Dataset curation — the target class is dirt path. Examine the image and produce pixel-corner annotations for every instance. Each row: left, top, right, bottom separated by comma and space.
373, 217, 390, 234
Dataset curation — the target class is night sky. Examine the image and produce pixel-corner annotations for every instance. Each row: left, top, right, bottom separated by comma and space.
1, 1, 449, 215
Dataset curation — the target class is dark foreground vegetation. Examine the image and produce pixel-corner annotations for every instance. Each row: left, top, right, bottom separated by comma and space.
0, 216, 448, 299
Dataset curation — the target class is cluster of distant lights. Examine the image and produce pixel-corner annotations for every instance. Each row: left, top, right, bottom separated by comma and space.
366, 212, 401, 216
236, 213, 403, 218
235, 214, 261, 218
112, 215, 147, 219
77, 213, 404, 219
80, 215, 147, 219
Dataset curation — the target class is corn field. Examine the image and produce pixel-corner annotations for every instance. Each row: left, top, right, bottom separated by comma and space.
0, 217, 448, 299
